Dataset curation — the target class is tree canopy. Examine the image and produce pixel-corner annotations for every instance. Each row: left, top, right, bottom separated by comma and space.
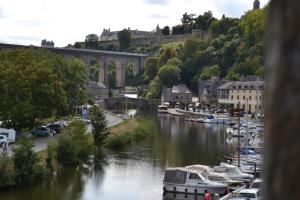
0, 48, 87, 129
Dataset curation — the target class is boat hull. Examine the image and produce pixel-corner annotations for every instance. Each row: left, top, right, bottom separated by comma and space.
163, 183, 228, 195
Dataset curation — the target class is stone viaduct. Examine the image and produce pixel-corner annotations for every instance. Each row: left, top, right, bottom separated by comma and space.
0, 43, 147, 88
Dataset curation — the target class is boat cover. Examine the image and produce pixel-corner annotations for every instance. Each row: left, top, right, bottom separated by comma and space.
163, 169, 187, 184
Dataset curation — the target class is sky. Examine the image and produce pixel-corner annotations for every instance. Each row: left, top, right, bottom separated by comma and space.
0, 0, 269, 47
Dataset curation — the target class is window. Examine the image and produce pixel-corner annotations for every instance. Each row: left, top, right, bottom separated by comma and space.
176, 96, 178, 100
231, 95, 233, 100
259, 96, 262, 100
249, 105, 251, 111
243, 96, 245, 100
189, 173, 201, 179
181, 96, 183, 100
237, 95, 239, 100
242, 104, 245, 109
249, 96, 252, 100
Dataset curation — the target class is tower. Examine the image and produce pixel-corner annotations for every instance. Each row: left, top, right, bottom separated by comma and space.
253, 0, 260, 10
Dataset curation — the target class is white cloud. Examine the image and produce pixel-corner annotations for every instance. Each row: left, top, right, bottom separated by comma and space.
0, 0, 269, 47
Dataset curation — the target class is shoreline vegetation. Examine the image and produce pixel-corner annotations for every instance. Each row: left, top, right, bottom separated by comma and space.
0, 114, 155, 190
105, 117, 155, 149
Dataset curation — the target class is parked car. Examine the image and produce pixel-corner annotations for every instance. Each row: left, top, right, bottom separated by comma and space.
0, 128, 16, 143
31, 126, 51, 137
47, 123, 62, 134
0, 135, 8, 146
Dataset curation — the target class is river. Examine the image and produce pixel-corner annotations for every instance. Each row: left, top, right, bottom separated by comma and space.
1, 111, 234, 200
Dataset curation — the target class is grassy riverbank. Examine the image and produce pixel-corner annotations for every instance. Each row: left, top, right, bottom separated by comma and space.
105, 117, 155, 149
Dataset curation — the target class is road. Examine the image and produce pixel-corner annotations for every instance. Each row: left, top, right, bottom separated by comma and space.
1, 112, 124, 155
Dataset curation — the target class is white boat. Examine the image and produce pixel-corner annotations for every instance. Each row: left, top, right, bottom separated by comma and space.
213, 163, 254, 184
203, 115, 229, 124
185, 165, 245, 190
163, 168, 229, 195
158, 104, 168, 114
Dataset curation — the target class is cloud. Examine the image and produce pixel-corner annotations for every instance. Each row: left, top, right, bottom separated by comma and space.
148, 13, 169, 19
143, 0, 169, 5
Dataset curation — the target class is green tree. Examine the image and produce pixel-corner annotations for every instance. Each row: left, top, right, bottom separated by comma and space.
158, 47, 178, 67
0, 49, 68, 129
85, 34, 99, 49
144, 57, 158, 80
157, 63, 181, 87
118, 29, 131, 50
90, 106, 107, 146
0, 156, 14, 188
74, 42, 82, 48
162, 26, 170, 35
146, 76, 162, 99
200, 65, 220, 80
13, 136, 39, 185
56, 120, 93, 165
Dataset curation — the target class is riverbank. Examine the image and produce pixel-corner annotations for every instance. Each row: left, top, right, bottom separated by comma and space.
105, 117, 155, 149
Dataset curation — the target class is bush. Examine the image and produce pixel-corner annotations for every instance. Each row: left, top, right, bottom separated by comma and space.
0, 156, 15, 188
13, 136, 39, 185
106, 118, 154, 149
56, 120, 94, 166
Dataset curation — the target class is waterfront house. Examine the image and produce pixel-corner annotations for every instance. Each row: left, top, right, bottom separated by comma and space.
162, 84, 192, 103
217, 81, 265, 114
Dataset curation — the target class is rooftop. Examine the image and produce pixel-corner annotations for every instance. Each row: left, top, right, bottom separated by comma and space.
172, 84, 191, 94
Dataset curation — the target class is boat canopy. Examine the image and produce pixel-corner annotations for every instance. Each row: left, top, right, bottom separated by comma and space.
163, 169, 187, 184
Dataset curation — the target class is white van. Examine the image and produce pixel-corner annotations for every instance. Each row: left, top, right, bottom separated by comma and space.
0, 135, 8, 146
0, 128, 16, 144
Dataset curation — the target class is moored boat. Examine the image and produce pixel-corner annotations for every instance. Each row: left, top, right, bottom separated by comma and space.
163, 168, 229, 195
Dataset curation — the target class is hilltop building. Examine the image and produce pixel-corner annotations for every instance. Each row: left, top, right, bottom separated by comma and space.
253, 0, 260, 10
100, 26, 161, 41
41, 39, 54, 48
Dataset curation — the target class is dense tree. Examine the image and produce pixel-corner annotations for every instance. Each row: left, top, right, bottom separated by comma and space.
158, 47, 178, 67
90, 105, 107, 146
172, 25, 185, 35
162, 26, 170, 35
193, 11, 216, 31
157, 63, 181, 87
200, 65, 220, 80
144, 57, 158, 80
0, 49, 87, 129
85, 34, 99, 49
13, 136, 39, 185
118, 29, 131, 50
74, 42, 82, 48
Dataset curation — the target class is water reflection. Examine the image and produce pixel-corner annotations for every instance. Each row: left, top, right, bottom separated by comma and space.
1, 112, 233, 200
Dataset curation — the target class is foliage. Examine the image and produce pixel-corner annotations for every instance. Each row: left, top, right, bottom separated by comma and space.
125, 62, 134, 80
144, 57, 158, 80
157, 63, 181, 87
46, 142, 55, 172
107, 61, 117, 88
12, 136, 40, 185
85, 34, 99, 49
105, 118, 154, 149
146, 77, 162, 99
56, 120, 93, 166
162, 26, 170, 35
200, 65, 220, 80
0, 156, 15, 188
0, 48, 87, 130
90, 106, 107, 146
158, 47, 178, 67
118, 29, 131, 50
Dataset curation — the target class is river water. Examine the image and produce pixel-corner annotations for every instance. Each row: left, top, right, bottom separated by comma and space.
1, 112, 234, 200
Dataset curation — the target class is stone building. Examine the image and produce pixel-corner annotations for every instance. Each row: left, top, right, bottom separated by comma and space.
100, 27, 156, 41
217, 81, 264, 113
87, 82, 109, 100
253, 0, 260, 10
41, 39, 54, 48
162, 84, 192, 103
198, 77, 228, 107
